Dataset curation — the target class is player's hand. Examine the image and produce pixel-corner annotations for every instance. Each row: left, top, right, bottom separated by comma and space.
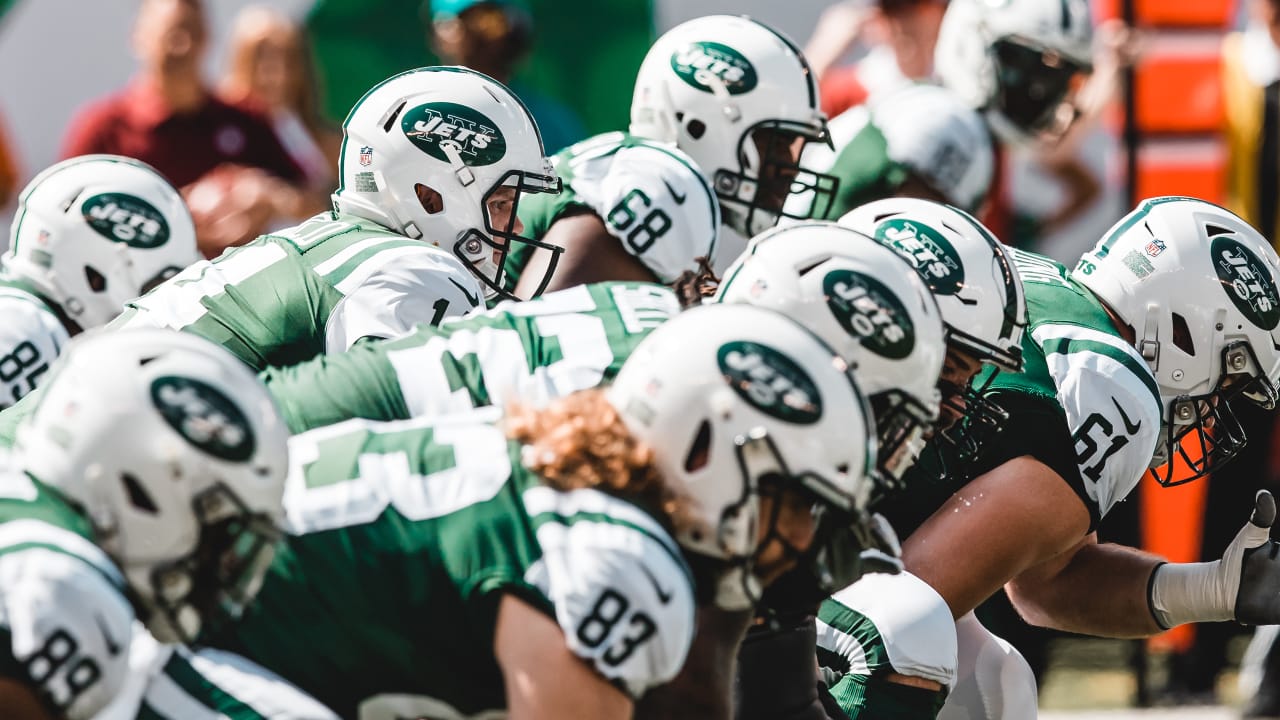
1232, 490, 1280, 625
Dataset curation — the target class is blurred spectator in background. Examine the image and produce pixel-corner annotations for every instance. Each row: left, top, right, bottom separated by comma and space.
426, 0, 585, 152
60, 0, 318, 257
0, 109, 17, 208
804, 0, 948, 118
220, 6, 341, 193
1220, 1, 1280, 715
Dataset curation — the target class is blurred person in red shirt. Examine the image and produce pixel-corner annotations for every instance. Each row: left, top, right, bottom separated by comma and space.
60, 0, 314, 257
0, 110, 17, 209
219, 6, 341, 193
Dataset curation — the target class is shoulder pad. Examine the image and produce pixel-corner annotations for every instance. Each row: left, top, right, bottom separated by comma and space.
0, 545, 133, 718
567, 141, 720, 283
1030, 322, 1163, 517
325, 245, 481, 352
522, 485, 695, 698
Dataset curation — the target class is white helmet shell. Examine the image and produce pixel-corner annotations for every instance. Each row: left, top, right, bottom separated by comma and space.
333, 66, 562, 299
607, 303, 875, 609
935, 0, 1094, 144
15, 329, 289, 643
5, 155, 198, 330
714, 221, 945, 484
1073, 196, 1280, 484
630, 15, 838, 236
840, 198, 1026, 372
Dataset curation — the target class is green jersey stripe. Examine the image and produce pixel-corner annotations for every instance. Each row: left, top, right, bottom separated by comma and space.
161, 649, 265, 719
522, 485, 683, 567
313, 236, 414, 278
0, 519, 123, 587
527, 510, 694, 589
816, 598, 889, 672
1034, 325, 1161, 406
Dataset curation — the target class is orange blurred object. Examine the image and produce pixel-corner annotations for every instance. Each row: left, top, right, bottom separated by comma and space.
1134, 138, 1228, 204
1135, 37, 1224, 133
1093, 0, 1237, 28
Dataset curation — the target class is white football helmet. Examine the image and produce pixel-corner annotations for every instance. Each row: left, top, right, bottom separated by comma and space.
630, 15, 838, 237
4, 155, 198, 331
840, 198, 1026, 453
715, 221, 946, 487
333, 66, 563, 299
15, 329, 289, 644
607, 303, 876, 610
935, 0, 1094, 144
1073, 197, 1280, 486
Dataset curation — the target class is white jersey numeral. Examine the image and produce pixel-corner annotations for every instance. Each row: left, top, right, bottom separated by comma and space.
284, 417, 512, 535
389, 311, 614, 416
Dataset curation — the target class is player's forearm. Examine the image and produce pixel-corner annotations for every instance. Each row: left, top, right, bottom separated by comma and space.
1007, 541, 1164, 637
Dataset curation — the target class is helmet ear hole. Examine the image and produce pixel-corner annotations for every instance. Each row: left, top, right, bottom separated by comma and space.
684, 419, 713, 473
1172, 312, 1195, 356
121, 473, 158, 514
85, 266, 107, 293
686, 119, 707, 140
415, 184, 444, 215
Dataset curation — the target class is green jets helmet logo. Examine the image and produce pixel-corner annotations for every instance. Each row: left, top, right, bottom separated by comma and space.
151, 376, 256, 462
718, 341, 822, 425
824, 269, 915, 360
876, 219, 965, 296
82, 193, 170, 249
402, 102, 506, 167
671, 42, 758, 95
1213, 237, 1280, 331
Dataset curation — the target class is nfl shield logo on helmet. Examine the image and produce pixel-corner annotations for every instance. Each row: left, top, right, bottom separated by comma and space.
359, 146, 373, 167
1145, 238, 1166, 257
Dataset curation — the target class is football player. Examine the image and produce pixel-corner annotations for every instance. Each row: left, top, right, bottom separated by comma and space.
171, 304, 879, 718
0, 66, 562, 445
0, 329, 288, 719
819, 197, 1280, 719
0, 155, 199, 410
935, 0, 1094, 146
506, 133, 721, 296
110, 65, 560, 367
507, 15, 839, 295
703, 207, 1027, 720
788, 82, 994, 220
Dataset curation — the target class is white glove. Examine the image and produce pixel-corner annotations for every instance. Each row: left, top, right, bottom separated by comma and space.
1149, 490, 1279, 628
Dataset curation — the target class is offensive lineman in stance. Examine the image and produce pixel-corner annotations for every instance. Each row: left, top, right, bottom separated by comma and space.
820, 197, 1280, 719
0, 330, 289, 719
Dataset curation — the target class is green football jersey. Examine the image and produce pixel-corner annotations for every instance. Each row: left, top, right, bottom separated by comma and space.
506, 131, 720, 286
0, 467, 136, 719
207, 411, 696, 718
883, 248, 1163, 532
111, 211, 484, 371
261, 281, 679, 433
0, 212, 486, 449
0, 275, 69, 410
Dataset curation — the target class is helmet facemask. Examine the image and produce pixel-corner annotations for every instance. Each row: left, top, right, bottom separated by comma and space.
446, 169, 563, 300
714, 428, 863, 611
715, 121, 839, 236
869, 388, 938, 492
990, 35, 1090, 143
137, 483, 282, 644
1149, 341, 1280, 487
